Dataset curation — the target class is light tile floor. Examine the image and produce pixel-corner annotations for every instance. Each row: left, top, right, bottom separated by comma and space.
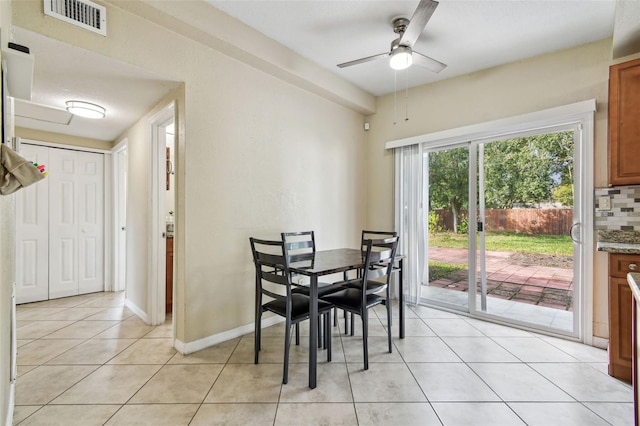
12, 292, 634, 425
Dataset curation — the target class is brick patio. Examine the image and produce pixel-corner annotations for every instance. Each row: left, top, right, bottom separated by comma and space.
427, 247, 573, 311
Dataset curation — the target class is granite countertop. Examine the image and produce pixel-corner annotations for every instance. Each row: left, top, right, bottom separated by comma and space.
597, 230, 640, 254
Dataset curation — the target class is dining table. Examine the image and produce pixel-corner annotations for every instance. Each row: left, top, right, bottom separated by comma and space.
288, 248, 405, 389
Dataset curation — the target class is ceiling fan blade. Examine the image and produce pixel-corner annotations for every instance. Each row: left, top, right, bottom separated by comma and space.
413, 51, 447, 73
337, 52, 389, 68
400, 0, 439, 47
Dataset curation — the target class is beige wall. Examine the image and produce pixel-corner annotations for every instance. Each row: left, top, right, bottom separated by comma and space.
13, 1, 367, 346
365, 38, 613, 338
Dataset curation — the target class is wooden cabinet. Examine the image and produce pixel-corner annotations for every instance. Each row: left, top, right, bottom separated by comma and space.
166, 237, 174, 313
609, 253, 640, 382
609, 58, 640, 186
631, 276, 640, 426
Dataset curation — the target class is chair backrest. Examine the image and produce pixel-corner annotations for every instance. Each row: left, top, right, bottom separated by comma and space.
361, 230, 397, 252
361, 236, 399, 289
249, 237, 292, 302
281, 231, 317, 265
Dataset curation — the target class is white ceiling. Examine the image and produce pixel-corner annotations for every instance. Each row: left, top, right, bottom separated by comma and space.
9, 0, 635, 141
208, 0, 618, 96
11, 27, 180, 142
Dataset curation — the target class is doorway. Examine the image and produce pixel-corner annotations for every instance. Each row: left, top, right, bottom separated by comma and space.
423, 126, 583, 337
148, 102, 176, 326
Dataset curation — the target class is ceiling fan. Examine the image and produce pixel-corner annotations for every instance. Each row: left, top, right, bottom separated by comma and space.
337, 0, 446, 73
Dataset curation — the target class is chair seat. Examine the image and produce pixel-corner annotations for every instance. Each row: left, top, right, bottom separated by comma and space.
321, 288, 385, 312
343, 278, 386, 294
292, 281, 346, 297
263, 293, 333, 321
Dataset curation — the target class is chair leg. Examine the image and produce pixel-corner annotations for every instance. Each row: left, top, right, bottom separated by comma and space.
333, 307, 338, 327
318, 316, 322, 348
325, 312, 332, 362
350, 312, 355, 336
344, 309, 348, 335
386, 299, 393, 353
362, 309, 369, 370
283, 317, 291, 385
295, 322, 300, 346
255, 310, 261, 364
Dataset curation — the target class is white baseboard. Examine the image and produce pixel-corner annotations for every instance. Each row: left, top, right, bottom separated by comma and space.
592, 336, 608, 350
124, 298, 148, 323
175, 316, 284, 355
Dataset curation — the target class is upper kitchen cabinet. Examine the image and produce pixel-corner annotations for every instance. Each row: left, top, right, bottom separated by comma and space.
609, 58, 640, 186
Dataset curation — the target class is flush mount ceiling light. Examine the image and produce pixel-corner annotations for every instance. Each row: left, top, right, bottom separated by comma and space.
65, 100, 106, 119
389, 45, 413, 70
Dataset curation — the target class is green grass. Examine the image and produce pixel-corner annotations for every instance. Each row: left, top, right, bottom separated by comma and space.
429, 261, 467, 281
429, 231, 573, 256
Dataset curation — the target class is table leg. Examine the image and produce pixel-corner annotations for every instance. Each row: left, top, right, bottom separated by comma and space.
399, 258, 405, 339
309, 275, 318, 389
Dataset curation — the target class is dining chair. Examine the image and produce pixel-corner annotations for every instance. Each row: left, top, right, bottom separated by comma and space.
250, 237, 333, 384
342, 230, 399, 335
282, 231, 346, 330
321, 236, 399, 370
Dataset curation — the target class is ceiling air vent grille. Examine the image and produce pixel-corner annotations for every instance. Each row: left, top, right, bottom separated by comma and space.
43, 0, 107, 36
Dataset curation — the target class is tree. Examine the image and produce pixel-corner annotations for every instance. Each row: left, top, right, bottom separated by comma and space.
483, 131, 574, 208
428, 131, 574, 231
553, 184, 574, 206
428, 147, 469, 233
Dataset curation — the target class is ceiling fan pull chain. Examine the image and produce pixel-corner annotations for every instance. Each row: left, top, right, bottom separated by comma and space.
404, 69, 409, 122
393, 69, 398, 125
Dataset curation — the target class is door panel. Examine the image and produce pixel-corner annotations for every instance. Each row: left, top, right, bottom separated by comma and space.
78, 151, 104, 294
15, 145, 49, 304
16, 145, 105, 302
424, 144, 471, 310
474, 131, 577, 334
49, 148, 79, 299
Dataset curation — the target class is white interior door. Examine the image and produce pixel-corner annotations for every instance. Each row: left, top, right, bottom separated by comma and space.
48, 148, 105, 299
16, 144, 106, 302
77, 151, 104, 294
49, 148, 80, 299
15, 145, 49, 304
116, 147, 127, 292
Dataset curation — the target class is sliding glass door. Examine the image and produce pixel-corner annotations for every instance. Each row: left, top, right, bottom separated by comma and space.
422, 126, 581, 336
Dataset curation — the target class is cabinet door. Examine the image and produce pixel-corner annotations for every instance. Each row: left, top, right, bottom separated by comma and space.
15, 145, 49, 304
609, 58, 640, 186
610, 276, 633, 382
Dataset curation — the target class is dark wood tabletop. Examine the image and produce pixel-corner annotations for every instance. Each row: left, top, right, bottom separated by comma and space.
288, 248, 364, 276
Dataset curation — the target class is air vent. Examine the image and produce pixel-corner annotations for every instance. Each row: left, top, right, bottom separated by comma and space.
43, 0, 106, 36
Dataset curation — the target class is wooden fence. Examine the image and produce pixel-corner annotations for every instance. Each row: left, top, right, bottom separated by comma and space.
432, 208, 573, 235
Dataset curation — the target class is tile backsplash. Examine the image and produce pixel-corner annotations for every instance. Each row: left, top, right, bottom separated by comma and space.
595, 185, 640, 231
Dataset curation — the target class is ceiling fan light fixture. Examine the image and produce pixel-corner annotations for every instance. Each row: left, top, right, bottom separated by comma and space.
389, 46, 413, 70
65, 100, 106, 119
